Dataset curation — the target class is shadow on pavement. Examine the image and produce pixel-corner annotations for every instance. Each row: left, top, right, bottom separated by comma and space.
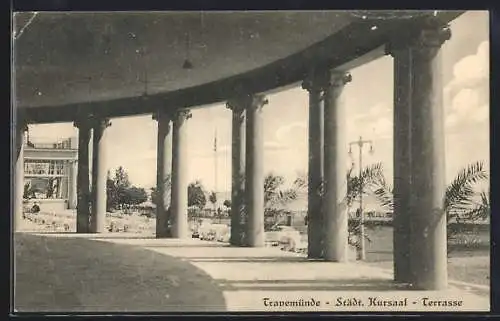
75, 234, 158, 239
215, 278, 411, 291
137, 243, 231, 248
186, 256, 308, 263
18, 231, 77, 235
14, 233, 227, 313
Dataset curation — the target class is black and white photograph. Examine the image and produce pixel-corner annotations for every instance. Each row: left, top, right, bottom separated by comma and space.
11, 10, 490, 313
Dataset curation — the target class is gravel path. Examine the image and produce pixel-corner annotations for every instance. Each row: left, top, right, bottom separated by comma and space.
14, 233, 226, 312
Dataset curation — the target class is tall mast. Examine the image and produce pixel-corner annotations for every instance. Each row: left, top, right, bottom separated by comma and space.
214, 127, 218, 201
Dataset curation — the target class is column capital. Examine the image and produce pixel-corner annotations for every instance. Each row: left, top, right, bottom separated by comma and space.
89, 117, 112, 130
226, 92, 252, 112
226, 80, 266, 110
73, 118, 90, 129
302, 67, 330, 93
227, 94, 268, 112
226, 99, 247, 113
17, 119, 28, 132
175, 109, 192, 120
250, 94, 268, 111
152, 109, 174, 122
385, 19, 451, 57
16, 111, 29, 132
413, 24, 451, 48
329, 72, 352, 88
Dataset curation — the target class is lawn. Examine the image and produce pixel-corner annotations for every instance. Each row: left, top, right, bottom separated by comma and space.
362, 225, 490, 286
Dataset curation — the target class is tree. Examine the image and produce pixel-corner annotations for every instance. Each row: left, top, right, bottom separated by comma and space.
444, 161, 489, 223
373, 160, 489, 222
209, 191, 217, 211
125, 186, 148, 205
344, 163, 389, 248
24, 182, 36, 199
114, 167, 131, 208
150, 187, 158, 206
263, 173, 302, 230
469, 189, 490, 221
223, 199, 232, 209
297, 163, 387, 248
188, 180, 207, 209
46, 177, 56, 198
150, 174, 172, 208
106, 170, 117, 211
113, 166, 131, 189
107, 167, 145, 210
23, 182, 30, 199
372, 160, 489, 250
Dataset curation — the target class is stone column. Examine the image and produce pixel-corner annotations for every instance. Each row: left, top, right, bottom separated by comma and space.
302, 68, 328, 259
387, 40, 413, 284
74, 119, 92, 233
245, 94, 268, 247
90, 118, 111, 233
57, 177, 64, 199
408, 22, 451, 290
154, 110, 173, 238
170, 110, 191, 238
323, 72, 351, 262
14, 118, 27, 232
61, 169, 69, 200
67, 160, 78, 209
227, 99, 247, 246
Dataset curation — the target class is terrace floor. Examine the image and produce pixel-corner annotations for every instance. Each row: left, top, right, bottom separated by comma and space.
14, 231, 490, 313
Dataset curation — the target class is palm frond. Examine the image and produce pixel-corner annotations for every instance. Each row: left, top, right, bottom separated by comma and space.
445, 161, 488, 221
465, 189, 490, 222
373, 184, 394, 211
346, 162, 389, 207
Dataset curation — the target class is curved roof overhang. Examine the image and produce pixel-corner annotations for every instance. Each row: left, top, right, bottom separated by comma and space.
13, 11, 464, 124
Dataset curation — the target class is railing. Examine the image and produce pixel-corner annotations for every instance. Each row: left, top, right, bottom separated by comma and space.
25, 138, 76, 150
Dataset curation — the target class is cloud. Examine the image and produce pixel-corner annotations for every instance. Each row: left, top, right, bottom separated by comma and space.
369, 117, 392, 138
446, 86, 489, 129
368, 103, 391, 118
275, 121, 306, 142
445, 41, 489, 129
445, 113, 459, 128
190, 144, 230, 158
445, 41, 489, 98
348, 102, 393, 141
351, 102, 391, 122
264, 140, 290, 151
450, 88, 480, 116
472, 104, 489, 123
261, 120, 308, 153
191, 139, 291, 158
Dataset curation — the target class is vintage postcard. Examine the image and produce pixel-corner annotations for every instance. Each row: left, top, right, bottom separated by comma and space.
12, 10, 490, 313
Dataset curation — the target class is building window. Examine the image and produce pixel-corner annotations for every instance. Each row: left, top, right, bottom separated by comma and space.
24, 177, 64, 200
25, 160, 67, 176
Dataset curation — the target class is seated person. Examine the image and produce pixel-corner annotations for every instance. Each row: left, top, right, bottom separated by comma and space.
31, 202, 41, 214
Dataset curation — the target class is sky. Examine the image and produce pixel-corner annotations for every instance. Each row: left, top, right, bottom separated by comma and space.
27, 11, 490, 193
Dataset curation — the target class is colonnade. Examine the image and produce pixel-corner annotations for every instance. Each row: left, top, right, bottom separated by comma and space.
13, 18, 451, 290
72, 117, 112, 233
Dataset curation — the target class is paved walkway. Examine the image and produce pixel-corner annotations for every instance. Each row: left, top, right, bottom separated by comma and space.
14, 232, 490, 313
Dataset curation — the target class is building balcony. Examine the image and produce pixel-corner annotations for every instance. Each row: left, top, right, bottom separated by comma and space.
24, 137, 78, 150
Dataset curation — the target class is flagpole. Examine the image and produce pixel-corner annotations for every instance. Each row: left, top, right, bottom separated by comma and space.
214, 128, 218, 210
